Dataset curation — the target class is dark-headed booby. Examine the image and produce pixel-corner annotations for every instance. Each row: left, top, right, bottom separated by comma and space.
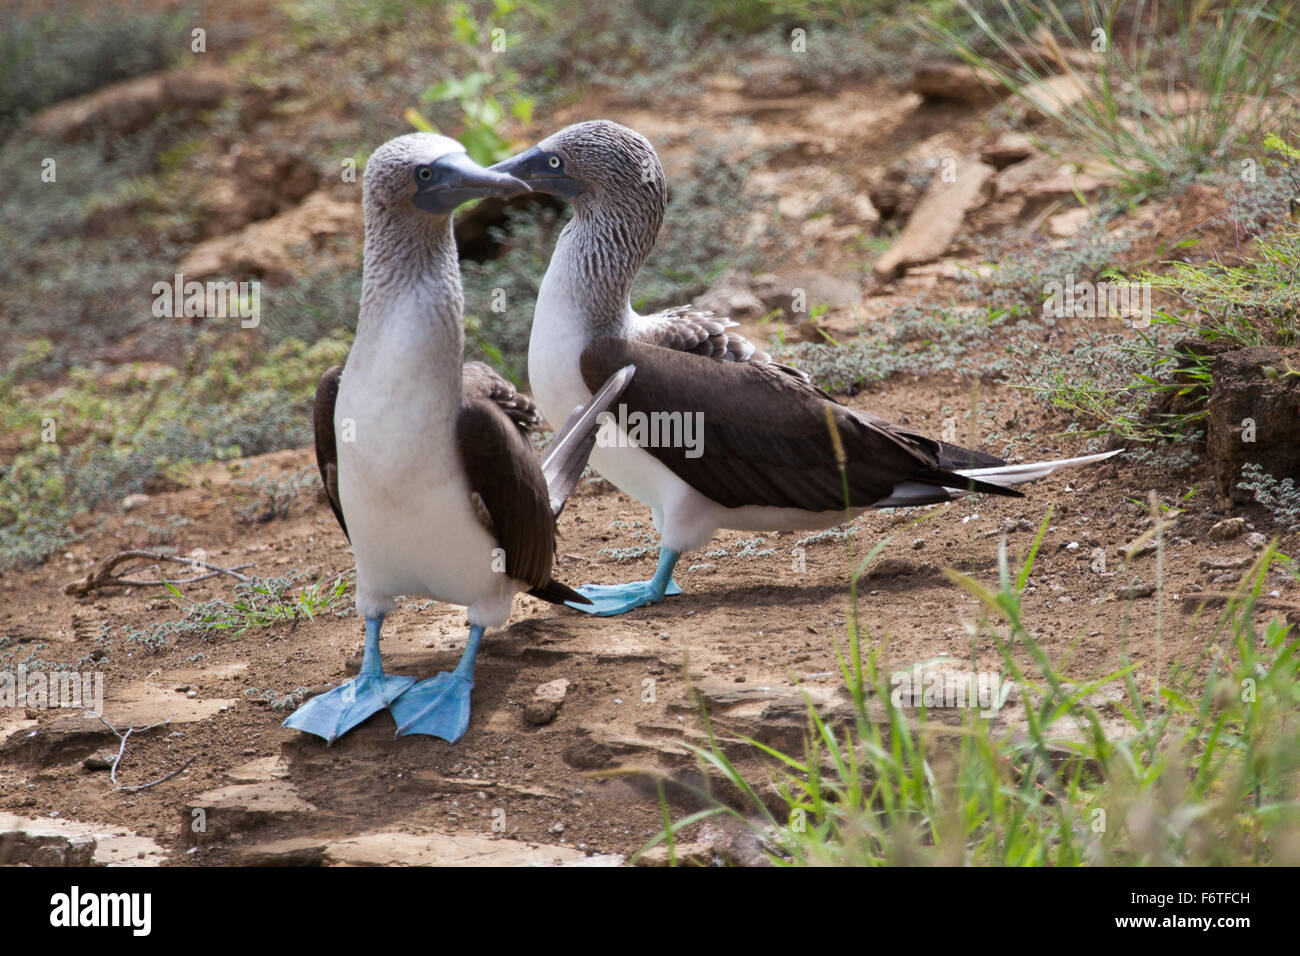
283, 132, 631, 743
491, 120, 1119, 616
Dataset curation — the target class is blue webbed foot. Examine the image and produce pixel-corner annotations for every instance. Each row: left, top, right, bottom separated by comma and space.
390, 672, 474, 742
282, 614, 413, 744
565, 547, 682, 617
282, 671, 416, 744
566, 577, 683, 616
390, 625, 484, 744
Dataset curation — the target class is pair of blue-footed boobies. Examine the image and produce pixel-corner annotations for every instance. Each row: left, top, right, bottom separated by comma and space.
283, 134, 632, 744
286, 121, 1118, 745
488, 120, 1119, 616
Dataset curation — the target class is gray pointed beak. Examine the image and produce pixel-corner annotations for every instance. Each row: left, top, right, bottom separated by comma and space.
490, 147, 584, 199
413, 151, 531, 213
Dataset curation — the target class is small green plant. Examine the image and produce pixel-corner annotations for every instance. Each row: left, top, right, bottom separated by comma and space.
235, 468, 319, 523
1239, 463, 1300, 532
167, 574, 349, 635
1135, 229, 1300, 349
408, 1, 535, 166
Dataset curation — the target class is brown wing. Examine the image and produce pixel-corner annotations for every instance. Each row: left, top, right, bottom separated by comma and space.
456, 385, 586, 606
579, 337, 1019, 512
462, 361, 541, 432
313, 365, 347, 538
637, 306, 808, 380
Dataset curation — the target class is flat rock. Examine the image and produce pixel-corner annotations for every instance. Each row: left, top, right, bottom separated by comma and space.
178, 191, 361, 283
0, 812, 166, 867
1, 684, 235, 765
237, 836, 329, 867
182, 780, 318, 845
909, 61, 1006, 106
322, 831, 621, 867
27, 67, 234, 141
223, 755, 290, 785
872, 160, 995, 280
635, 841, 718, 867
1048, 207, 1090, 237
1013, 72, 1091, 123
753, 269, 860, 318
692, 269, 767, 321
534, 678, 570, 703
979, 132, 1036, 169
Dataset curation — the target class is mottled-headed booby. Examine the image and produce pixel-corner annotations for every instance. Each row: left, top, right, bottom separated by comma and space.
491, 120, 1119, 616
283, 133, 631, 743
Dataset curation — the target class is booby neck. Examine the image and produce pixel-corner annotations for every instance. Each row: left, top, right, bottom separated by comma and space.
544, 188, 663, 338
356, 205, 465, 391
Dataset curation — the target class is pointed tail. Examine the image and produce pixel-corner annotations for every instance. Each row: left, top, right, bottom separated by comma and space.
541, 365, 636, 517
955, 449, 1122, 488
876, 449, 1121, 507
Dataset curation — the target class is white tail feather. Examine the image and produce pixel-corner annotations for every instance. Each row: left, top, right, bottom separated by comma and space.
956, 449, 1122, 488
874, 449, 1121, 506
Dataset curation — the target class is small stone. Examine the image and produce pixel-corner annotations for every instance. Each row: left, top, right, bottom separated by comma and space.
1065, 541, 1080, 551
121, 493, 150, 512
83, 749, 118, 771
523, 699, 560, 726
1208, 517, 1246, 541
1048, 207, 1090, 238
1246, 532, 1267, 550
1114, 583, 1156, 600
533, 679, 569, 703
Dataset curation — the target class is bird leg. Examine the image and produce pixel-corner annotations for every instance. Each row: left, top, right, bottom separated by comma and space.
565, 547, 683, 617
282, 615, 416, 743
390, 625, 484, 743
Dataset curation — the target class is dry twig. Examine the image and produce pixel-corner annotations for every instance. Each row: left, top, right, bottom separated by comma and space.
64, 550, 253, 597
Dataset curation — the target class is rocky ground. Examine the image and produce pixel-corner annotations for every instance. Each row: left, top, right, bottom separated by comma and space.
4, 28, 1297, 866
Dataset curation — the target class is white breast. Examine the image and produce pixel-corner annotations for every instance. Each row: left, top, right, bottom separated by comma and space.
338, 296, 517, 627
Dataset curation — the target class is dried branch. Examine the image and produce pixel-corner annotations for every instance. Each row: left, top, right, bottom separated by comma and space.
65, 550, 254, 597
117, 756, 196, 793
90, 713, 189, 790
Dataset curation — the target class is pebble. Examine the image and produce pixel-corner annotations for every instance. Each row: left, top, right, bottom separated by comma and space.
1208, 517, 1246, 541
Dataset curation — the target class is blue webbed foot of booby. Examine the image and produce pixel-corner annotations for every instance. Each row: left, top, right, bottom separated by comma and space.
283, 616, 415, 744
566, 548, 682, 617
390, 625, 483, 743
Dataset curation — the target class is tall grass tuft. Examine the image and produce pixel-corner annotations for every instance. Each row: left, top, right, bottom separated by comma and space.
923, 1, 1300, 197
641, 511, 1300, 865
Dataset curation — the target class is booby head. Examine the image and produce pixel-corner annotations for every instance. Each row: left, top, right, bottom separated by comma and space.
491, 120, 666, 220
364, 132, 530, 217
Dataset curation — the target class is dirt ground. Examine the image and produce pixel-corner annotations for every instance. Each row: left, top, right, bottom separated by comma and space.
2, 360, 1288, 865
3, 30, 1295, 865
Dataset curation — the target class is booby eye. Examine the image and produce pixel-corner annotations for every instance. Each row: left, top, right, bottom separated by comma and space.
547, 155, 561, 169
417, 167, 433, 181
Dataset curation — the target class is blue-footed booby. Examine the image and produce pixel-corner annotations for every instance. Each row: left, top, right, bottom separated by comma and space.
490, 120, 1120, 616
283, 132, 632, 743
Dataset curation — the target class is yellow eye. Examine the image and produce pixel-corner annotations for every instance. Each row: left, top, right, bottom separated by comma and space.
548, 156, 561, 169
418, 167, 432, 181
